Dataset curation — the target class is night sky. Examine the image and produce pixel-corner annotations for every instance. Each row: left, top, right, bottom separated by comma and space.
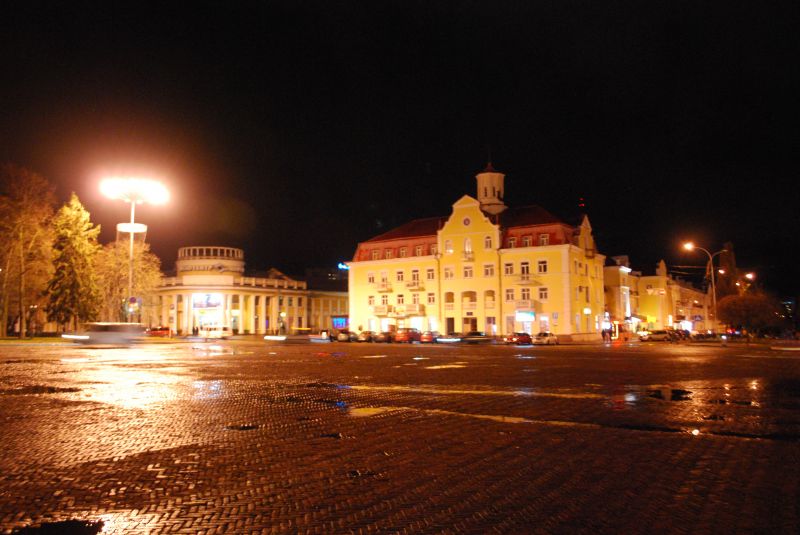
1, 2, 798, 295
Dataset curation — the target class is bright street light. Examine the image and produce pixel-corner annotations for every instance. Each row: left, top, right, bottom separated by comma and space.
682, 241, 726, 333
101, 177, 169, 321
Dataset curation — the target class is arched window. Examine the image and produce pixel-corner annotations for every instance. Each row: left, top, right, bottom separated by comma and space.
484, 236, 492, 249
464, 238, 472, 253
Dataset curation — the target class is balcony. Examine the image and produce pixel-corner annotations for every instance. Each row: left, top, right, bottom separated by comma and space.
371, 305, 393, 316
462, 252, 475, 262
393, 303, 425, 316
514, 300, 532, 309
405, 280, 424, 290
485, 301, 496, 309
515, 274, 534, 285
444, 303, 454, 311
461, 302, 477, 311
376, 282, 392, 292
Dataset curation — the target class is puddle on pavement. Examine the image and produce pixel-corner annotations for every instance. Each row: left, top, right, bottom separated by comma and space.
646, 388, 693, 401
0, 384, 81, 395
345, 384, 603, 399
14, 519, 104, 534
412, 356, 429, 361
225, 423, 261, 431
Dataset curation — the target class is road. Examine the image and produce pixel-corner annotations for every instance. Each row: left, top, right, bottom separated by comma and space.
1, 340, 798, 533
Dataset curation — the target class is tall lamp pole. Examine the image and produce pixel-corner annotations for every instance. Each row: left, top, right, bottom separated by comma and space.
101, 178, 169, 321
683, 242, 726, 332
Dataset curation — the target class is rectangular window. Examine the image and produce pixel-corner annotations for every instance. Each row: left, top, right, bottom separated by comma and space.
297, 297, 303, 307
411, 269, 419, 282
585, 287, 590, 302
430, 244, 438, 255
521, 288, 530, 300
539, 234, 549, 246
426, 268, 435, 280
380, 272, 388, 283
371, 250, 380, 260
463, 265, 473, 278
508, 237, 517, 248
484, 236, 492, 249
444, 240, 453, 254
367, 272, 375, 284
444, 267, 454, 280
368, 295, 375, 306
483, 264, 494, 277
396, 270, 404, 282
397, 294, 405, 305
412, 293, 420, 305
539, 287, 548, 301
399, 247, 407, 258
385, 249, 393, 259
381, 295, 388, 305
415, 245, 423, 256
427, 293, 435, 304
288, 297, 293, 306
537, 260, 548, 274
522, 236, 532, 247
505, 289, 515, 301
520, 261, 530, 275
504, 263, 514, 275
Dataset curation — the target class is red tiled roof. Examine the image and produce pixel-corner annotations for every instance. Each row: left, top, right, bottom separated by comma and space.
499, 204, 565, 227
363, 216, 447, 242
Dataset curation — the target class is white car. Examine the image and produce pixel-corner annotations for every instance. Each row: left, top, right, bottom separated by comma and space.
198, 326, 233, 339
62, 322, 145, 345
533, 332, 559, 345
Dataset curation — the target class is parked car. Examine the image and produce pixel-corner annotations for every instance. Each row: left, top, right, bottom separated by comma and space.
640, 330, 671, 342
336, 329, 358, 342
63, 322, 145, 345
374, 331, 396, 343
146, 325, 171, 337
199, 325, 233, 339
356, 331, 375, 342
462, 331, 493, 344
394, 328, 422, 343
420, 331, 440, 343
533, 332, 559, 345
504, 332, 533, 345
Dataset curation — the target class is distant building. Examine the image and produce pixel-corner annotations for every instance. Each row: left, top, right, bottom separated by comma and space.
347, 165, 606, 341
604, 257, 712, 335
155, 246, 347, 335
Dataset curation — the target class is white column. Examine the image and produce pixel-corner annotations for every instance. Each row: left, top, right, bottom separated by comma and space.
259, 294, 267, 334
239, 294, 245, 333
183, 293, 192, 334
224, 294, 232, 328
171, 294, 178, 333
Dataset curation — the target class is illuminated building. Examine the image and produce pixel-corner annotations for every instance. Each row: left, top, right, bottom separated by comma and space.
155, 246, 347, 335
605, 258, 711, 333
347, 165, 606, 341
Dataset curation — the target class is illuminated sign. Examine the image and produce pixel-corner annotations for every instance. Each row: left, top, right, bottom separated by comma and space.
192, 293, 223, 309
515, 311, 535, 322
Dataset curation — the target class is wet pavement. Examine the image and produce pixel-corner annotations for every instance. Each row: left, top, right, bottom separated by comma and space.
0, 340, 798, 533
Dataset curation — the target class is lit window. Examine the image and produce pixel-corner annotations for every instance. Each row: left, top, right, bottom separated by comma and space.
463, 266, 473, 278
445, 240, 453, 254
508, 237, 517, 248
427, 293, 436, 304
426, 268, 435, 280
522, 236, 531, 247
537, 260, 548, 274
504, 263, 513, 275
464, 238, 472, 253
539, 234, 550, 246
399, 247, 407, 258
505, 289, 515, 301
483, 264, 494, 277
484, 236, 492, 249
539, 287, 548, 300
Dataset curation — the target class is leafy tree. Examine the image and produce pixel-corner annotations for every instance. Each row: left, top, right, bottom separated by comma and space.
0, 165, 55, 337
45, 193, 102, 331
94, 240, 163, 322
717, 292, 787, 336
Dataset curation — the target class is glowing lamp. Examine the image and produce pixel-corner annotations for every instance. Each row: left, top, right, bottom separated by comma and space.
100, 177, 169, 205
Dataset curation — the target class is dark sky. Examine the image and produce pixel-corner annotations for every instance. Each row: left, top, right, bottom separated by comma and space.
1, 1, 798, 295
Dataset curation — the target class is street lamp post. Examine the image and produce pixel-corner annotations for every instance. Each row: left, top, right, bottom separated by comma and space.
101, 178, 169, 322
683, 242, 726, 333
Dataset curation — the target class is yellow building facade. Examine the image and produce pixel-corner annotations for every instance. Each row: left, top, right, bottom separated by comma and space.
347, 167, 606, 341
155, 246, 347, 335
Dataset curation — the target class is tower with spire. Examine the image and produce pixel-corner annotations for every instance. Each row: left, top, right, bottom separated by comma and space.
475, 162, 507, 215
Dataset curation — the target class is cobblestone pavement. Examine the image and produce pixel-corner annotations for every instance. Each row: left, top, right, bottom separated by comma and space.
0, 340, 798, 534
